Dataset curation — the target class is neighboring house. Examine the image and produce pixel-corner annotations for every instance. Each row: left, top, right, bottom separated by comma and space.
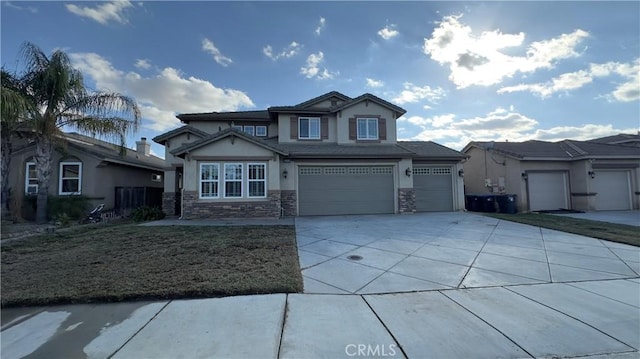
589, 133, 640, 147
8, 132, 165, 214
462, 140, 640, 212
153, 91, 467, 218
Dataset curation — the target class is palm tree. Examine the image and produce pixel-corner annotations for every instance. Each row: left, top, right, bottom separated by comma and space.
16, 42, 141, 223
1, 68, 34, 216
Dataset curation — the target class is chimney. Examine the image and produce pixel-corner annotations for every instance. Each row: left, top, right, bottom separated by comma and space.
136, 137, 150, 156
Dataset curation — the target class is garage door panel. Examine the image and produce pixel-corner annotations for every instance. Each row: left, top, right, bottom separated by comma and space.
593, 171, 631, 211
298, 166, 394, 216
528, 172, 569, 211
414, 167, 454, 212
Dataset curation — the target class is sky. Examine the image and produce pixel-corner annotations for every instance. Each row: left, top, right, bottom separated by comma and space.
2, 1, 639, 157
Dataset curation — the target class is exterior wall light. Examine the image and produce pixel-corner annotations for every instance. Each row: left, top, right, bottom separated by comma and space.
283, 169, 288, 179
521, 172, 528, 181
405, 167, 412, 177
458, 169, 464, 177
588, 170, 595, 179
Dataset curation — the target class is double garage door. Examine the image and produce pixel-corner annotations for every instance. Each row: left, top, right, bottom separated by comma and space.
298, 166, 394, 216
297, 165, 455, 216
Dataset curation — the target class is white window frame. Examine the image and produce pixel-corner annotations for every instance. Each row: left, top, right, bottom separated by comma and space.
255, 125, 267, 137
299, 117, 320, 139
232, 125, 243, 131
25, 161, 38, 195
199, 163, 220, 199
243, 126, 255, 136
247, 163, 267, 198
357, 118, 379, 140
224, 163, 243, 198
59, 161, 82, 195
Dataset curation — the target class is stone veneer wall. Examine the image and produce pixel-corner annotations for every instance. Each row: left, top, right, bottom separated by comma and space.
280, 190, 297, 217
181, 190, 282, 218
398, 188, 416, 214
162, 192, 176, 217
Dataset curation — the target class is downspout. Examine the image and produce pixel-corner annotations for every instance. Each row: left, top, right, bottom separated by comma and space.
179, 150, 189, 220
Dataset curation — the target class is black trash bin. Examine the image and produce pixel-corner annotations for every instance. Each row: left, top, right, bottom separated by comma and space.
465, 195, 480, 212
496, 194, 518, 214
477, 194, 496, 213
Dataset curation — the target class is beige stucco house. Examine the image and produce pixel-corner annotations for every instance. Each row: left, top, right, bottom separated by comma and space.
462, 139, 640, 212
8, 132, 165, 214
154, 91, 467, 218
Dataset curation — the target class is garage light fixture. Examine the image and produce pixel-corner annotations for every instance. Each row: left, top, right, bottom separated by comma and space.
588, 170, 595, 179
282, 169, 288, 179
405, 167, 412, 177
521, 172, 528, 181
458, 169, 464, 177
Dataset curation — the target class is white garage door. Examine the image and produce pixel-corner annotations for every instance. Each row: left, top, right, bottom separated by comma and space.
298, 166, 395, 216
527, 172, 570, 211
413, 167, 454, 212
592, 171, 632, 210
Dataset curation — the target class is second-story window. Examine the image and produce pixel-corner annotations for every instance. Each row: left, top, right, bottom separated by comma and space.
357, 118, 379, 140
243, 126, 255, 135
255, 126, 267, 137
299, 117, 320, 139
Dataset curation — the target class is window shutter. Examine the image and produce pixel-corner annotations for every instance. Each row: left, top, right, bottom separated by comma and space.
321, 117, 329, 139
378, 118, 387, 140
349, 118, 356, 140
290, 117, 298, 139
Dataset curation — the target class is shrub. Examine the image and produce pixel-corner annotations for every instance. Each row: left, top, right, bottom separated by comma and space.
131, 206, 165, 222
47, 195, 90, 221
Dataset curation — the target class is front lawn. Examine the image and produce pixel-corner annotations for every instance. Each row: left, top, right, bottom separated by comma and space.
1, 224, 303, 307
486, 213, 639, 247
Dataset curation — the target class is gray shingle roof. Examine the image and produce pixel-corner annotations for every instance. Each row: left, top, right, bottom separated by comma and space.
589, 133, 640, 146
152, 125, 209, 145
468, 140, 640, 159
294, 91, 352, 107
398, 141, 468, 159
176, 110, 271, 122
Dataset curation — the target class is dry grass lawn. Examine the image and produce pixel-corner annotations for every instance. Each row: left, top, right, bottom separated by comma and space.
1, 224, 303, 307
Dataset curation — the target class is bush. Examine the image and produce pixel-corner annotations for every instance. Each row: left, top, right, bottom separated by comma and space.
131, 206, 165, 222
21, 195, 90, 222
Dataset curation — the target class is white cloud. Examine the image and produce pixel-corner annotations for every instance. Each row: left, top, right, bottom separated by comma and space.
366, 78, 384, 88
300, 51, 336, 80
134, 59, 151, 70
423, 14, 589, 88
4, 1, 38, 12
315, 17, 326, 35
202, 38, 233, 67
70, 52, 254, 132
392, 82, 446, 104
400, 107, 635, 150
498, 59, 640, 101
263, 42, 302, 61
378, 25, 399, 40
65, 0, 133, 25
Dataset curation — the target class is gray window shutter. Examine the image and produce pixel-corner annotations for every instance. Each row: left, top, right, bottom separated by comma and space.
321, 117, 329, 139
290, 117, 298, 139
349, 118, 356, 140
378, 118, 387, 140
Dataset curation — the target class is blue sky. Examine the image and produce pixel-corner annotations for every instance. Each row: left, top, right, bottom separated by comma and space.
2, 1, 639, 157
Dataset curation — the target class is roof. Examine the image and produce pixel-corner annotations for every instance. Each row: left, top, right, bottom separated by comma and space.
170, 128, 287, 157
176, 110, 271, 123
331, 93, 406, 116
268, 141, 414, 159
268, 91, 406, 116
398, 141, 468, 160
44, 132, 165, 171
294, 91, 352, 108
463, 140, 640, 160
152, 125, 209, 145
589, 133, 640, 146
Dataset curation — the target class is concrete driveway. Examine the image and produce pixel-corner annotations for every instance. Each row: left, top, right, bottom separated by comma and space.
2, 213, 639, 358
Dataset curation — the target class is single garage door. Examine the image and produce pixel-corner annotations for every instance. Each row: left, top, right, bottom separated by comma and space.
592, 171, 632, 210
527, 172, 570, 211
414, 167, 454, 212
298, 166, 394, 216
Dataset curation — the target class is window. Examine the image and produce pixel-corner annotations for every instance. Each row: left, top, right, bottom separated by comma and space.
224, 163, 243, 197
200, 164, 219, 198
255, 126, 267, 137
232, 125, 243, 131
151, 174, 162, 182
248, 164, 266, 198
25, 162, 38, 194
243, 126, 255, 136
59, 162, 82, 195
299, 117, 320, 139
357, 118, 378, 140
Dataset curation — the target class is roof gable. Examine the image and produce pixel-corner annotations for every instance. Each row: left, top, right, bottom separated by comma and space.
152, 125, 209, 145
295, 91, 352, 108
331, 93, 406, 116
170, 128, 287, 157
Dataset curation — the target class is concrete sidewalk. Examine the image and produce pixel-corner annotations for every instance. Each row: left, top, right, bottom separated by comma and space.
2, 280, 638, 358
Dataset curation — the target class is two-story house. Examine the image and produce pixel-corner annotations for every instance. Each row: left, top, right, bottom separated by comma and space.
153, 91, 467, 218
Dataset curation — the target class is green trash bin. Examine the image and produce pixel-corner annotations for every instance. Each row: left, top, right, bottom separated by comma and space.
496, 194, 518, 214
